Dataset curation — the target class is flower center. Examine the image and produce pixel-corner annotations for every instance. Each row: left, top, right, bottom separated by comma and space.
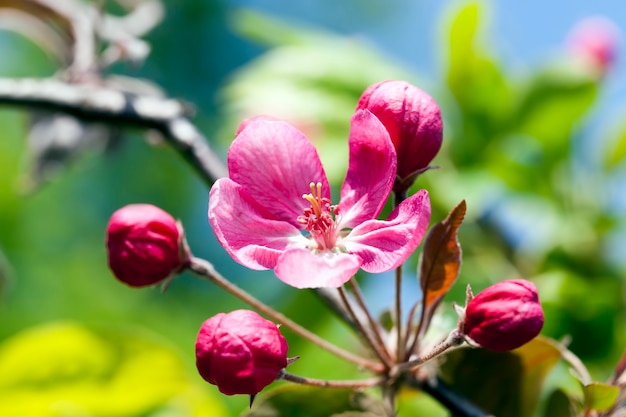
297, 182, 340, 250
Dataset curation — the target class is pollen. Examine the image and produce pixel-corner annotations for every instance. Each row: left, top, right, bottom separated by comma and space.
297, 182, 339, 250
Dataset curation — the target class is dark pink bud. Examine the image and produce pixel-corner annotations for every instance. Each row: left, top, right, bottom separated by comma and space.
106, 204, 189, 287
356, 80, 443, 192
567, 16, 621, 76
195, 309, 288, 396
463, 279, 544, 352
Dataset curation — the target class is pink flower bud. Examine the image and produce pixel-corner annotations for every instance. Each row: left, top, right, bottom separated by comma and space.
567, 16, 621, 76
356, 80, 443, 192
106, 204, 189, 287
463, 279, 544, 352
195, 309, 288, 396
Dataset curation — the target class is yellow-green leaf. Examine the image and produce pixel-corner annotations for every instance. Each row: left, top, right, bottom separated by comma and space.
583, 382, 620, 412
0, 321, 227, 417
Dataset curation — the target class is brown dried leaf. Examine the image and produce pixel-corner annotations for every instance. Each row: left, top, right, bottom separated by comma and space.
419, 199, 466, 308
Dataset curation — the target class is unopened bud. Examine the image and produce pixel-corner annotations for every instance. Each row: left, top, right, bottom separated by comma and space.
462, 279, 544, 352
195, 309, 288, 396
356, 80, 443, 192
106, 204, 189, 287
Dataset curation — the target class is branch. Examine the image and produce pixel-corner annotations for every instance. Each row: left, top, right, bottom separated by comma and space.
0, 77, 228, 185
406, 375, 494, 417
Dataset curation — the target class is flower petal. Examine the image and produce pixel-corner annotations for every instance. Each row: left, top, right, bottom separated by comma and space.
343, 190, 430, 272
209, 178, 306, 269
274, 248, 361, 288
339, 110, 397, 228
228, 119, 330, 226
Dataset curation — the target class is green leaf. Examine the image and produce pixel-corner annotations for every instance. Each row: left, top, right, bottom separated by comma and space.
444, 1, 512, 165
604, 123, 626, 169
439, 336, 560, 417
0, 321, 227, 417
513, 66, 597, 158
582, 382, 620, 412
245, 385, 385, 417
541, 389, 577, 417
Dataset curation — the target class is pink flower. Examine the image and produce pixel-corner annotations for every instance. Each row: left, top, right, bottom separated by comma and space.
195, 309, 288, 396
356, 80, 443, 192
208, 110, 431, 288
462, 279, 544, 352
567, 16, 621, 76
106, 204, 189, 287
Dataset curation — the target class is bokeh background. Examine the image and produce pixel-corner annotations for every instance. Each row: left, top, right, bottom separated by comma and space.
0, 0, 625, 416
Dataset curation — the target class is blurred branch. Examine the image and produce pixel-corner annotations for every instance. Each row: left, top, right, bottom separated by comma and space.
408, 375, 494, 417
0, 77, 228, 185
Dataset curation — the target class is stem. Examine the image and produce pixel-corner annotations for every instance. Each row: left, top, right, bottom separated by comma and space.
402, 300, 421, 358
398, 329, 465, 372
394, 264, 403, 362
347, 279, 392, 363
187, 256, 383, 373
406, 296, 430, 361
383, 385, 397, 417
337, 286, 393, 370
559, 344, 592, 385
278, 370, 383, 389
392, 189, 407, 364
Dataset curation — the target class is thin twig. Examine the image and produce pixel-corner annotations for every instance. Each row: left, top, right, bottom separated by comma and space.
279, 370, 383, 389
187, 256, 384, 373
347, 278, 392, 363
338, 286, 393, 370
402, 299, 421, 357
394, 265, 403, 362
395, 329, 464, 374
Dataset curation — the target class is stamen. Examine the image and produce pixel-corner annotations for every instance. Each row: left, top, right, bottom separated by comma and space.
297, 181, 339, 250
302, 182, 323, 216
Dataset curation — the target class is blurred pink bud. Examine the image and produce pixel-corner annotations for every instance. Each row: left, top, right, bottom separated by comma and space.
195, 309, 288, 396
567, 16, 621, 75
463, 279, 544, 352
106, 204, 189, 287
356, 80, 443, 192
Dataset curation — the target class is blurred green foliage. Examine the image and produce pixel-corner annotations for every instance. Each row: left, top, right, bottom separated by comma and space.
0, 0, 624, 416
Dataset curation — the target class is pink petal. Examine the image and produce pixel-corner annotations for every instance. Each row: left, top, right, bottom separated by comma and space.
209, 178, 306, 270
339, 110, 397, 228
228, 119, 330, 227
343, 190, 430, 272
274, 248, 361, 288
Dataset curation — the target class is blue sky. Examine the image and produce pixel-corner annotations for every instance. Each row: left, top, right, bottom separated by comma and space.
237, 0, 625, 115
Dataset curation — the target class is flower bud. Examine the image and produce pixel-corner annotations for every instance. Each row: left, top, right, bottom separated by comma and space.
567, 16, 621, 76
462, 279, 544, 352
106, 204, 189, 287
195, 309, 288, 396
356, 80, 443, 192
